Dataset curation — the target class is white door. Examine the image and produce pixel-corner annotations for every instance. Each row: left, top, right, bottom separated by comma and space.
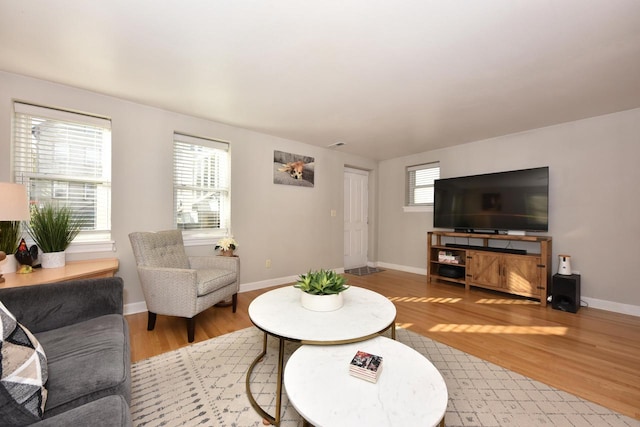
344, 168, 368, 269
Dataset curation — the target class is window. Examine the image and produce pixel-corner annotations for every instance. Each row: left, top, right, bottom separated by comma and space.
173, 133, 230, 238
405, 162, 440, 209
13, 102, 112, 246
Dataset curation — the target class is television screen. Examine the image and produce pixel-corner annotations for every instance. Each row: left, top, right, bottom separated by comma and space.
433, 167, 549, 232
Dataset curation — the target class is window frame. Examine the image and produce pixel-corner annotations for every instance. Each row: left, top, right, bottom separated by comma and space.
404, 161, 440, 213
173, 132, 231, 245
13, 102, 113, 253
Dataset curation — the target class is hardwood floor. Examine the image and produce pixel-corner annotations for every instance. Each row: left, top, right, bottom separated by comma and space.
126, 269, 640, 420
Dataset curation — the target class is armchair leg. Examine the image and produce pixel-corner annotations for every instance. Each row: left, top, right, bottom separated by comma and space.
187, 317, 196, 343
147, 312, 157, 331
232, 293, 238, 313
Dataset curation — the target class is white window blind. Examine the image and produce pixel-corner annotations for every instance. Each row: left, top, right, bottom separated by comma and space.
173, 133, 230, 235
13, 102, 112, 243
406, 162, 440, 206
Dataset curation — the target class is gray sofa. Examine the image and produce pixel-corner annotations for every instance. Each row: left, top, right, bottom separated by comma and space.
0, 277, 131, 426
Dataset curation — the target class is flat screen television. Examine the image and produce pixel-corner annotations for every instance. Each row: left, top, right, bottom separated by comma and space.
433, 166, 549, 233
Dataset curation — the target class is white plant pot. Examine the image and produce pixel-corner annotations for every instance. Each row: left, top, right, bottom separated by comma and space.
41, 251, 66, 269
300, 291, 344, 312
0, 254, 18, 274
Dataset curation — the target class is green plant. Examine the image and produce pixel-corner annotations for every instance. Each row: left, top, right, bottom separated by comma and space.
0, 221, 21, 254
26, 203, 82, 253
294, 269, 349, 295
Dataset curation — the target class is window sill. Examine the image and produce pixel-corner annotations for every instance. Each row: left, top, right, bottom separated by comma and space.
22, 234, 115, 254
65, 240, 115, 254
403, 205, 434, 213
182, 231, 225, 247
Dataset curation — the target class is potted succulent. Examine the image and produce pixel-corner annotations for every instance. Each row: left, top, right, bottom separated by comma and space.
0, 221, 21, 274
294, 269, 349, 311
26, 203, 82, 268
215, 236, 238, 256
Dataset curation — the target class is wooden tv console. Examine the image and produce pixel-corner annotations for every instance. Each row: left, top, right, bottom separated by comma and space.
427, 231, 552, 306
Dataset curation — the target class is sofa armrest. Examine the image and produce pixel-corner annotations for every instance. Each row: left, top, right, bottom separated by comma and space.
0, 277, 124, 334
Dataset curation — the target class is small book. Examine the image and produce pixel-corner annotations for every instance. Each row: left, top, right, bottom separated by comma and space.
349, 350, 383, 383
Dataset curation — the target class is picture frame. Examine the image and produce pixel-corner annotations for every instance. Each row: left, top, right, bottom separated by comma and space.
273, 150, 315, 187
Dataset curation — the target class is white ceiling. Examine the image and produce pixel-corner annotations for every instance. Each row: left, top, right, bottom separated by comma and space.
1, 1, 640, 161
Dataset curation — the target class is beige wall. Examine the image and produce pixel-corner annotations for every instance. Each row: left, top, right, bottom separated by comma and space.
0, 71, 378, 308
377, 108, 640, 315
3, 70, 637, 316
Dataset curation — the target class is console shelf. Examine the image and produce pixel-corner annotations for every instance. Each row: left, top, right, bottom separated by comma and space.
427, 231, 552, 306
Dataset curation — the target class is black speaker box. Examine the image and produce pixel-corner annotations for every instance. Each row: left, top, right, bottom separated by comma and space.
439, 265, 465, 279
552, 274, 581, 313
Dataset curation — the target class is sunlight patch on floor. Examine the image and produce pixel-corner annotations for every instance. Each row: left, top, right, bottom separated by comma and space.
429, 324, 568, 335
396, 322, 414, 329
389, 296, 462, 303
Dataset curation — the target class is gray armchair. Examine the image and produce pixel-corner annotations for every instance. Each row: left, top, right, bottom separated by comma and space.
129, 230, 239, 342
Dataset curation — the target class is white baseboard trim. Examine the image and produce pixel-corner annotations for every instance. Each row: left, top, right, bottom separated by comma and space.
239, 275, 298, 293
124, 301, 148, 316
375, 262, 640, 318
123, 265, 639, 318
239, 268, 344, 293
376, 262, 427, 276
581, 297, 640, 317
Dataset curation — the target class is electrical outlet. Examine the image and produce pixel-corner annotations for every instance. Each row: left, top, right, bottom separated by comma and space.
330, 209, 337, 217
265, 259, 271, 268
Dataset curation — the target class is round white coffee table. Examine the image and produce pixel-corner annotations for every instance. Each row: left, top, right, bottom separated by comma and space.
247, 286, 397, 426
284, 336, 448, 427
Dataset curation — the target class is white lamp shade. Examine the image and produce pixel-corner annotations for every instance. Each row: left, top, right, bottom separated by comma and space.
0, 183, 30, 221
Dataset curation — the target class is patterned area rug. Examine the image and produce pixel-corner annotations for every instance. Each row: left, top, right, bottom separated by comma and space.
130, 327, 637, 427
344, 266, 384, 276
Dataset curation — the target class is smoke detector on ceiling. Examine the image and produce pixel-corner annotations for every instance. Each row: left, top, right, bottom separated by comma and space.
328, 141, 346, 148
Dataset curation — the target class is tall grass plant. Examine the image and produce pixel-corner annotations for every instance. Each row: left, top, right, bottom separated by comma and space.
26, 203, 82, 253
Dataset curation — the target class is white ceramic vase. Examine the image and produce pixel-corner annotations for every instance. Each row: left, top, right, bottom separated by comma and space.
0, 254, 18, 274
41, 251, 66, 268
300, 291, 344, 312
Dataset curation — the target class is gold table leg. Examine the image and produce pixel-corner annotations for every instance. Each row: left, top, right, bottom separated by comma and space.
246, 318, 396, 425
246, 332, 286, 426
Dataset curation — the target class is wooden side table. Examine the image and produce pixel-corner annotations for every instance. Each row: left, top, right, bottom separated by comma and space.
0, 258, 119, 289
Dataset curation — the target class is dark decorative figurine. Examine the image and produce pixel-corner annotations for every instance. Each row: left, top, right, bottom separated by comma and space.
15, 238, 38, 266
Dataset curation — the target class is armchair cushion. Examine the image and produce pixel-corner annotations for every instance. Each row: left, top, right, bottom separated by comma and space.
196, 269, 237, 296
0, 301, 48, 425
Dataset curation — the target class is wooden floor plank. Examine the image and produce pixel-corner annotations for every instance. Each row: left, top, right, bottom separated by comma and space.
126, 269, 640, 420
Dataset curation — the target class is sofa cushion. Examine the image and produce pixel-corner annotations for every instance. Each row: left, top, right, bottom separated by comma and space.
33, 395, 131, 427
0, 300, 48, 425
196, 269, 236, 296
35, 314, 130, 417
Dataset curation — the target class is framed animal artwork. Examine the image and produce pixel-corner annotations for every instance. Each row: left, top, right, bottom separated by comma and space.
273, 150, 315, 187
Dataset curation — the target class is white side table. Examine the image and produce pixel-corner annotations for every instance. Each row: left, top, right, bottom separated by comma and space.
284, 336, 448, 427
